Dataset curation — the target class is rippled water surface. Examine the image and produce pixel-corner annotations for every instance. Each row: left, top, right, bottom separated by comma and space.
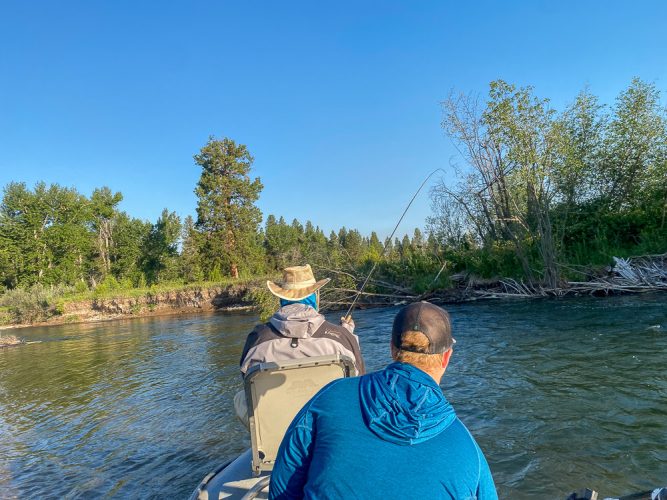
1, 294, 666, 499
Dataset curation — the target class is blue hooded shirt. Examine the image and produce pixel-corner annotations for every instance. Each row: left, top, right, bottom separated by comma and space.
269, 362, 497, 499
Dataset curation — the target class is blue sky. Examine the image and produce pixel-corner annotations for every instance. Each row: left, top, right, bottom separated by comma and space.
1, 1, 666, 238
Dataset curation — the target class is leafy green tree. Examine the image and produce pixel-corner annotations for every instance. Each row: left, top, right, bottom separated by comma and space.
40, 185, 91, 285
601, 78, 667, 209
179, 215, 204, 282
89, 187, 123, 280
140, 209, 181, 284
111, 213, 151, 285
437, 80, 563, 286
0, 182, 92, 287
194, 137, 263, 279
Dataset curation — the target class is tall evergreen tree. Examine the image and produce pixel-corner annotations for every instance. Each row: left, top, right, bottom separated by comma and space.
194, 137, 263, 278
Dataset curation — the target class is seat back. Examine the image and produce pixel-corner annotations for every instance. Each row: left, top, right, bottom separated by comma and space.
244, 354, 354, 475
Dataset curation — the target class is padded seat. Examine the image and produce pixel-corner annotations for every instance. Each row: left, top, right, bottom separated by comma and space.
244, 354, 354, 475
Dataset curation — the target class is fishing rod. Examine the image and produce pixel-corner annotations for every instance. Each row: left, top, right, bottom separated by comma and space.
344, 168, 446, 319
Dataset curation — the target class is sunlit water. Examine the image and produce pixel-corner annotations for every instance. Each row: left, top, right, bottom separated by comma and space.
1, 294, 666, 499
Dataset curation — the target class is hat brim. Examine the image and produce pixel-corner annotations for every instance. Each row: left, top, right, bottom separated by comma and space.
266, 278, 331, 301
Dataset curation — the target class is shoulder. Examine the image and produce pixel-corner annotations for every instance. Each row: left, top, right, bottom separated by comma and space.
441, 418, 488, 465
309, 376, 361, 408
315, 321, 355, 342
247, 323, 279, 343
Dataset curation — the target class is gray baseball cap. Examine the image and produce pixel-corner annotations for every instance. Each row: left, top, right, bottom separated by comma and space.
392, 301, 454, 354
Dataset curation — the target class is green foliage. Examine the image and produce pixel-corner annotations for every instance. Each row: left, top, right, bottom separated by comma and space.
194, 137, 264, 278
93, 275, 120, 297
245, 285, 280, 322
1, 102, 663, 320
208, 264, 223, 282
140, 208, 182, 284
434, 77, 667, 286
0, 307, 11, 325
0, 284, 73, 323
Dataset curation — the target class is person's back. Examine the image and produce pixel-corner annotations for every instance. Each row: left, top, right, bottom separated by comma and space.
234, 264, 365, 427
269, 301, 497, 500
240, 302, 365, 376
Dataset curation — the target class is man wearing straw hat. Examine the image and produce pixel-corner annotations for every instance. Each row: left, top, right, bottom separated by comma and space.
234, 264, 366, 426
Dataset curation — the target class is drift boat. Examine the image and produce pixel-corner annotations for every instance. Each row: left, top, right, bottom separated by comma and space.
189, 354, 666, 500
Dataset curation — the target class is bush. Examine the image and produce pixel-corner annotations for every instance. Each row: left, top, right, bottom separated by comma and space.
245, 286, 278, 322
0, 307, 11, 325
209, 264, 223, 282
0, 284, 74, 324
119, 277, 134, 290
74, 280, 88, 294
93, 275, 120, 297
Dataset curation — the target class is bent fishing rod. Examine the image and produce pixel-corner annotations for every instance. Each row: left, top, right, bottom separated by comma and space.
344, 168, 446, 319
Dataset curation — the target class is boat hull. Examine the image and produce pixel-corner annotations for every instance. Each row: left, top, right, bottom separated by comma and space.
189, 450, 270, 500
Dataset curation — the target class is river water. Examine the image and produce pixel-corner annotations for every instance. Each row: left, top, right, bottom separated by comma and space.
1, 294, 665, 499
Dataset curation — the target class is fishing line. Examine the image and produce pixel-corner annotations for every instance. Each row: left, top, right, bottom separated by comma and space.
344, 168, 446, 318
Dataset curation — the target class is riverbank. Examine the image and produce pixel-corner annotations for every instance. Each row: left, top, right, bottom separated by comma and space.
1, 254, 664, 330
0, 281, 257, 330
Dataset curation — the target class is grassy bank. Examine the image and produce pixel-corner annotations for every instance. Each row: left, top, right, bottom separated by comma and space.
0, 278, 267, 327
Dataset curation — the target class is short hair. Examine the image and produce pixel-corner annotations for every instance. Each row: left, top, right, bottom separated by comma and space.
393, 330, 445, 372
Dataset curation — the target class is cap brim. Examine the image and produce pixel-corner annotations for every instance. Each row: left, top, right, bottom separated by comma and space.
266, 278, 331, 301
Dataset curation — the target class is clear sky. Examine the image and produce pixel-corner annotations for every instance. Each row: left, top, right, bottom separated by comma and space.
1, 1, 666, 238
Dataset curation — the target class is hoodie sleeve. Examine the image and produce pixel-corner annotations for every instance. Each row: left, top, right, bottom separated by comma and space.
475, 442, 498, 500
268, 404, 316, 499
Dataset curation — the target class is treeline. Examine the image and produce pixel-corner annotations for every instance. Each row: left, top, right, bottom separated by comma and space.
430, 77, 667, 286
0, 183, 181, 291
0, 138, 439, 295
1, 78, 665, 303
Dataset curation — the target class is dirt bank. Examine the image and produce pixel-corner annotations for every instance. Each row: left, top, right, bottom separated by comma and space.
1, 284, 254, 330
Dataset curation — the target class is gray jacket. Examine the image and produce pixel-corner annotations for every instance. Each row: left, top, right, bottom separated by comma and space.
240, 304, 365, 376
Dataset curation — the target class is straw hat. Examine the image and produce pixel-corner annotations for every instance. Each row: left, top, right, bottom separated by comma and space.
267, 264, 331, 301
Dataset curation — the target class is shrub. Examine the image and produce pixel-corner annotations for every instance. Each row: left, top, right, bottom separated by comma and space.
74, 280, 89, 294
245, 286, 278, 322
0, 284, 74, 324
93, 275, 120, 297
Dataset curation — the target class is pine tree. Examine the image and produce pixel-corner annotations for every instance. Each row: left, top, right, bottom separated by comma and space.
194, 137, 263, 278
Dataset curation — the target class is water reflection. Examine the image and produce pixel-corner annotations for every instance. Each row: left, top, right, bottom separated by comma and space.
0, 295, 665, 498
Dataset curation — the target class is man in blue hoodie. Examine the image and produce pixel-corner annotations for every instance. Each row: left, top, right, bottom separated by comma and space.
269, 301, 497, 500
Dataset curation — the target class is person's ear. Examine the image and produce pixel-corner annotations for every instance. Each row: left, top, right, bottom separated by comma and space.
442, 349, 453, 369
390, 343, 398, 360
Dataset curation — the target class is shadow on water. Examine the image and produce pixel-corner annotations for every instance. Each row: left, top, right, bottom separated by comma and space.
1, 294, 666, 498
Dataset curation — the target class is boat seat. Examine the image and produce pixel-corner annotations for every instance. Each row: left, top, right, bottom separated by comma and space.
244, 354, 354, 476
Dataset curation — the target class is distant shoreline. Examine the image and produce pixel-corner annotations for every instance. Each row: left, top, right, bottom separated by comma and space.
2, 255, 665, 332
0, 283, 256, 331
0, 303, 256, 331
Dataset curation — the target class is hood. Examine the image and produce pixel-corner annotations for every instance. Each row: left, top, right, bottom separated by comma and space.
269, 303, 325, 339
359, 362, 456, 445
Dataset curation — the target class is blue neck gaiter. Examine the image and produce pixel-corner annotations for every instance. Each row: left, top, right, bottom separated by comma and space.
280, 293, 318, 311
